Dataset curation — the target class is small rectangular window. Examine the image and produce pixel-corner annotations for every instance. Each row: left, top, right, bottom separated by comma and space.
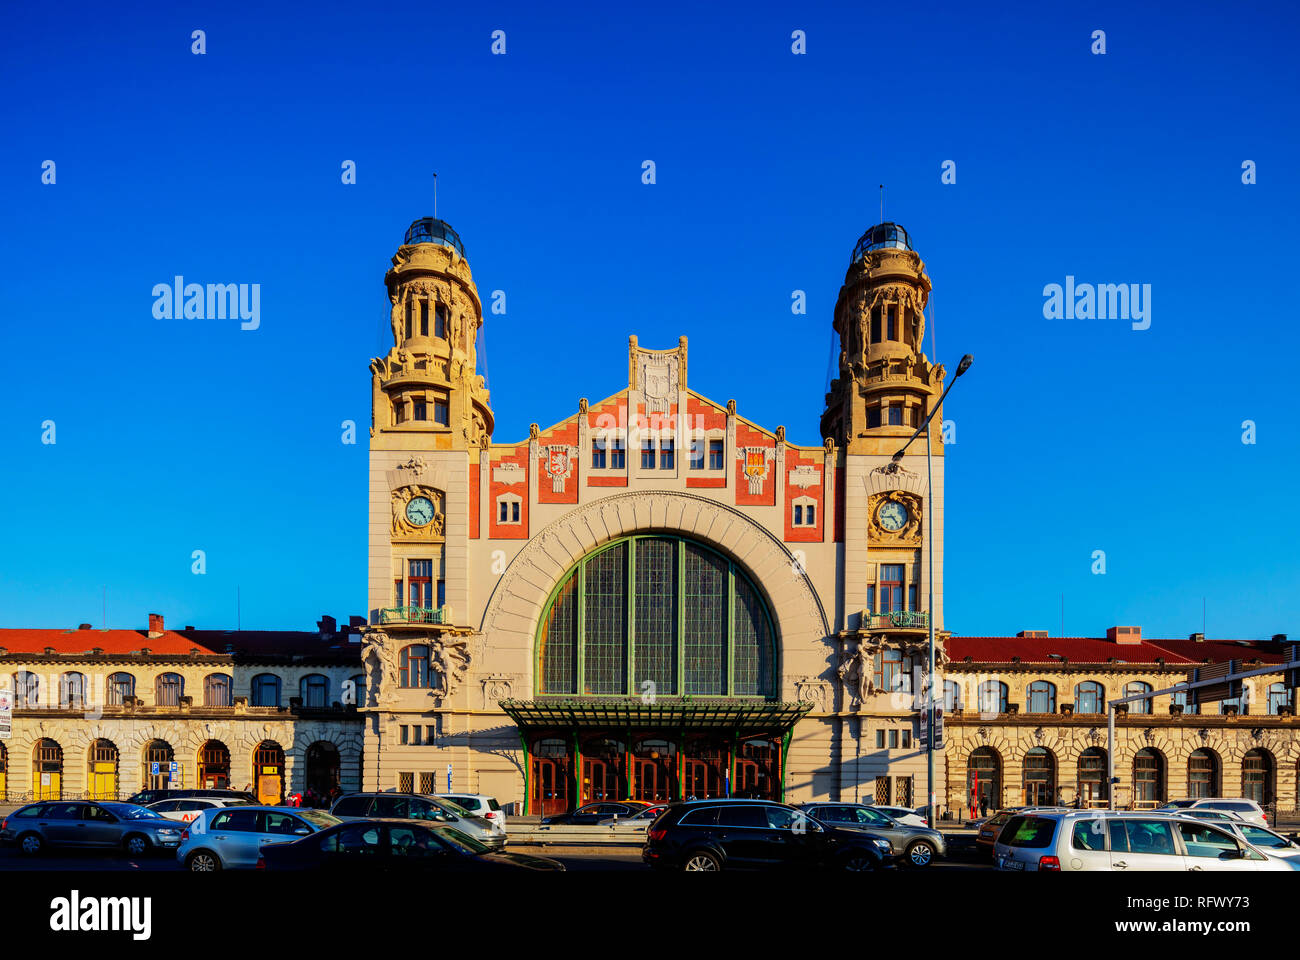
689, 439, 704, 469
611, 437, 626, 469
888, 406, 903, 426
901, 731, 911, 749
511, 501, 520, 523
908, 584, 917, 611
807, 504, 816, 525
866, 585, 876, 613
640, 439, 655, 470
394, 579, 403, 606
399, 725, 409, 745
412, 725, 423, 746
887, 306, 897, 341
875, 730, 885, 749
420, 301, 429, 337
660, 439, 674, 469
433, 398, 449, 426
426, 725, 436, 743
405, 302, 413, 340
708, 439, 724, 470
499, 501, 508, 522
867, 408, 881, 428
398, 772, 414, 794
870, 308, 881, 344
413, 400, 427, 421
889, 730, 899, 749
437, 580, 445, 608
794, 504, 803, 525
434, 305, 446, 338
592, 438, 607, 469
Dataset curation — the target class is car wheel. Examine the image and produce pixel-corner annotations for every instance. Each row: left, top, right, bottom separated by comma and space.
907, 841, 935, 867
683, 851, 721, 872
842, 851, 878, 872
187, 850, 221, 872
123, 833, 151, 856
18, 833, 43, 856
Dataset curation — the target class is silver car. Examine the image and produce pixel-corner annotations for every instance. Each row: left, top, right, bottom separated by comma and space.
994, 810, 1295, 872
176, 805, 340, 871
800, 802, 947, 867
329, 793, 506, 850
1177, 814, 1300, 862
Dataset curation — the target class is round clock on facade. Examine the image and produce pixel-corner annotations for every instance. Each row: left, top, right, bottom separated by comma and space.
405, 496, 436, 527
878, 501, 908, 532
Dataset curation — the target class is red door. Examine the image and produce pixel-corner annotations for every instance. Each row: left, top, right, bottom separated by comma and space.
531, 757, 570, 817
582, 758, 619, 803
633, 759, 673, 803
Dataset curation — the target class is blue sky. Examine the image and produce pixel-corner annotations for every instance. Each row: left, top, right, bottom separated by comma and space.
1, 1, 1297, 639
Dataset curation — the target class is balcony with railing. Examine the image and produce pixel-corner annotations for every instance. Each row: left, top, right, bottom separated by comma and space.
379, 605, 446, 626
865, 610, 930, 631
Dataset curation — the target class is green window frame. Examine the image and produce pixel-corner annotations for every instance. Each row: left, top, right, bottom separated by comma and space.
535, 534, 777, 698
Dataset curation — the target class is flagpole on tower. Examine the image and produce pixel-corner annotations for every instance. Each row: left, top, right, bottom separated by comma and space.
879, 184, 884, 223
433, 172, 438, 220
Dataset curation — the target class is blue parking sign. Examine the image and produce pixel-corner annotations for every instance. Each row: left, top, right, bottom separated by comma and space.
169, 761, 179, 774
151, 762, 160, 775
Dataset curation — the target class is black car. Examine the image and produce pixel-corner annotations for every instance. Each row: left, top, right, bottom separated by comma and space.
257, 819, 564, 872
125, 788, 257, 806
542, 801, 651, 825
641, 799, 891, 871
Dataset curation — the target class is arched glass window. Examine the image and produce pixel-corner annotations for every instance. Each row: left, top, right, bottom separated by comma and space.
203, 673, 232, 707
156, 673, 184, 706
400, 646, 433, 688
59, 672, 86, 709
1188, 748, 1219, 799
300, 674, 329, 708
1242, 749, 1274, 805
250, 673, 281, 707
348, 673, 366, 706
1132, 748, 1165, 807
1027, 681, 1056, 714
1075, 681, 1105, 714
967, 747, 1001, 813
1023, 747, 1056, 805
537, 535, 776, 697
1078, 747, 1108, 804
12, 672, 39, 708
1125, 681, 1153, 715
106, 672, 135, 706
1267, 683, 1289, 715
977, 681, 1007, 714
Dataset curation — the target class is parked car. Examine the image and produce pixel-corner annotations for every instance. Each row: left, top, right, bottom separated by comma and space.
976, 807, 1071, 858
993, 810, 1296, 872
435, 793, 507, 833
598, 804, 669, 830
642, 799, 891, 872
146, 797, 250, 823
799, 802, 946, 867
873, 805, 931, 828
126, 788, 257, 806
1156, 798, 1269, 827
329, 793, 505, 850
542, 801, 651, 825
176, 805, 340, 871
1176, 814, 1300, 862
1161, 808, 1243, 824
1, 801, 185, 856
258, 819, 564, 872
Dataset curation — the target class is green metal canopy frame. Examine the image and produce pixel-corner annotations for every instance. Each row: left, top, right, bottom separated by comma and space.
499, 698, 812, 731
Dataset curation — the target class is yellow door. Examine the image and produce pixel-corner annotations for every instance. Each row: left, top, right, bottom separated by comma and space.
258, 775, 282, 805
34, 771, 60, 800
91, 763, 116, 800
0, 770, 6, 800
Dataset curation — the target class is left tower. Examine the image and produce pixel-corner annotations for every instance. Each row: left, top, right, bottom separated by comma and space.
362, 218, 493, 787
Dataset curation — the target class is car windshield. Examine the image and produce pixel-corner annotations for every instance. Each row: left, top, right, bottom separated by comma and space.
1001, 816, 1057, 848
100, 803, 161, 820
432, 826, 491, 855
1159, 800, 1196, 809
426, 796, 472, 816
1240, 825, 1289, 848
298, 810, 341, 828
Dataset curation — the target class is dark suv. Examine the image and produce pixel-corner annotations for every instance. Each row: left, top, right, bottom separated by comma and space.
641, 799, 891, 872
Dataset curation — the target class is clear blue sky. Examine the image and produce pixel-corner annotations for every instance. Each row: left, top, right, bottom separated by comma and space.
2, 1, 1297, 639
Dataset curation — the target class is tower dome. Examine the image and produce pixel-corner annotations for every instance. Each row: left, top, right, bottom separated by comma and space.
850, 221, 913, 261
403, 217, 467, 260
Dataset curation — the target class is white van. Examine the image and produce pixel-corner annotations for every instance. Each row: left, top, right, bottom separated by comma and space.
993, 810, 1295, 872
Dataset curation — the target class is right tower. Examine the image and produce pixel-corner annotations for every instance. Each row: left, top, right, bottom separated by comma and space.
823, 221, 948, 636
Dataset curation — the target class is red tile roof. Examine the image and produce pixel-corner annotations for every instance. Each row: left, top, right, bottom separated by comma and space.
0, 629, 219, 656
947, 635, 1284, 665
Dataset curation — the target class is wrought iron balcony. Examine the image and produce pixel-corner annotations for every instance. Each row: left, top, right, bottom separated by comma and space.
380, 606, 445, 625
866, 610, 930, 630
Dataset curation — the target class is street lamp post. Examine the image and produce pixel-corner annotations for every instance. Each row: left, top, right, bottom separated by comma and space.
891, 353, 972, 830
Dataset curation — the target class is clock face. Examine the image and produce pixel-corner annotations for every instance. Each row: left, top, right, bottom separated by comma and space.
405, 496, 435, 527
878, 501, 908, 532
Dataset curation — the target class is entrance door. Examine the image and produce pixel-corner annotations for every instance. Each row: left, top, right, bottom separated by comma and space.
1024, 781, 1051, 805
531, 757, 570, 817
582, 758, 619, 804
682, 759, 721, 799
633, 759, 672, 803
254, 742, 284, 804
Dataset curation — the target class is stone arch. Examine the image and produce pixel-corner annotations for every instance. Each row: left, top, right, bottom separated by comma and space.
480, 491, 831, 697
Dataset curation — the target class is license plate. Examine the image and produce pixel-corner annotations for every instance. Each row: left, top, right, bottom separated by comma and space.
999, 856, 1023, 871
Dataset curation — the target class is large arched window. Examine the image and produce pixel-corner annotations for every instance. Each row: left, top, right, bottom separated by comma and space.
1075, 681, 1105, 714
106, 672, 135, 706
1132, 748, 1165, 807
1078, 747, 1108, 805
251, 673, 281, 707
12, 672, 38, 708
300, 674, 329, 707
977, 681, 1008, 714
537, 535, 776, 697
204, 673, 233, 707
943, 680, 963, 712
1188, 748, 1219, 798
1125, 681, 1153, 715
59, 672, 86, 709
156, 673, 184, 706
1242, 749, 1274, 805
1027, 681, 1056, 714
1023, 747, 1056, 805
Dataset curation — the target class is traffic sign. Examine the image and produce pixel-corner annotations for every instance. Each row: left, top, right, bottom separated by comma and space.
920, 705, 944, 748
151, 762, 160, 776
0, 690, 11, 740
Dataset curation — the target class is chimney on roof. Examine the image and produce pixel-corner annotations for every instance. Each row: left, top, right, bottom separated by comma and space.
1016, 630, 1048, 638
77, 623, 92, 631
147, 613, 164, 638
1107, 625, 1142, 644
1273, 634, 1288, 643
318, 615, 337, 636
185, 625, 194, 631
1189, 632, 1205, 643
